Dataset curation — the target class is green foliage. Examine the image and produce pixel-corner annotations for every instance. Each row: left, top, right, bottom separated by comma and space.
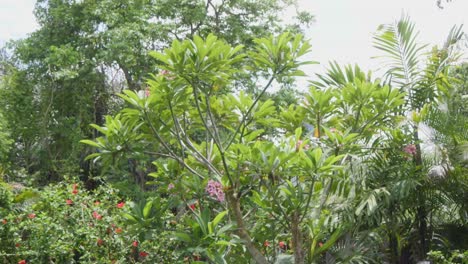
0, 181, 176, 263
0, 112, 12, 166
370, 15, 467, 262
427, 250, 468, 264
0, 4, 466, 264
81, 31, 440, 263
0, 0, 311, 184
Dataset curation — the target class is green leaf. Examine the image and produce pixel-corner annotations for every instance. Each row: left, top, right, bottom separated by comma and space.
122, 213, 138, 223
173, 232, 192, 243
211, 210, 228, 229
143, 200, 153, 219
79, 139, 101, 148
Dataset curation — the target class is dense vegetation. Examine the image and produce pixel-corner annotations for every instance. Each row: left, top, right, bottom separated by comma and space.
0, 1, 467, 263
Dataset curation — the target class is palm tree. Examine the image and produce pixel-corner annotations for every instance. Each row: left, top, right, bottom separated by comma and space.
373, 15, 465, 261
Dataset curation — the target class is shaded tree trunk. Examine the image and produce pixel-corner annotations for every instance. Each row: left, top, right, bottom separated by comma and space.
226, 190, 268, 264
414, 129, 428, 260
291, 211, 304, 264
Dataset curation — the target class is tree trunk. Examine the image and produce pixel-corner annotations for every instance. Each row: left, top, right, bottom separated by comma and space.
226, 191, 268, 264
414, 129, 428, 259
291, 211, 304, 264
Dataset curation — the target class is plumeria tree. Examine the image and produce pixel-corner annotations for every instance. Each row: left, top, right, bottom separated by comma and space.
82, 30, 418, 263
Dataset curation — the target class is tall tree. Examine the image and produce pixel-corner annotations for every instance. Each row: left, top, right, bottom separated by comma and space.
0, 0, 312, 184
373, 16, 464, 262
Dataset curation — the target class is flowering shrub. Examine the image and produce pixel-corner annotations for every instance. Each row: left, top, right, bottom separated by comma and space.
0, 181, 176, 263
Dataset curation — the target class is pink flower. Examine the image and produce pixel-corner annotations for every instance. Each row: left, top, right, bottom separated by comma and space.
139, 251, 149, 257
296, 140, 310, 151
1, 219, 6, 225
263, 240, 270, 247
318, 242, 324, 247
159, 69, 175, 80
205, 180, 225, 202
66, 199, 73, 205
145, 88, 150, 97
168, 183, 175, 190
92, 211, 102, 220
18, 260, 26, 264
72, 189, 78, 195
403, 144, 417, 156
28, 213, 36, 219
132, 240, 139, 247
116, 202, 125, 208
94, 201, 101, 206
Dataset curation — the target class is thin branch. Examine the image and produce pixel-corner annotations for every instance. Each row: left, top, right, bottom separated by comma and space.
143, 110, 205, 179
225, 74, 276, 150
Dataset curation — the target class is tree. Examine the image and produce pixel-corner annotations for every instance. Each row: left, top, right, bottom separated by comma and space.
82, 30, 416, 263
0, 0, 312, 184
372, 16, 464, 262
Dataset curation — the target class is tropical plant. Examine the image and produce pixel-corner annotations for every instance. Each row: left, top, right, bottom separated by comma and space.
370, 15, 466, 262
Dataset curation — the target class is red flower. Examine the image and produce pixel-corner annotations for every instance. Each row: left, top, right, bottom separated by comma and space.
188, 203, 196, 211
1, 219, 6, 225
92, 211, 102, 220
116, 202, 125, 208
139, 251, 149, 257
115, 227, 123, 234
18, 260, 26, 264
279, 241, 286, 249
15, 243, 21, 248
97, 238, 104, 246
28, 213, 36, 219
318, 242, 324, 247
263, 240, 270, 247
66, 199, 73, 205
132, 240, 139, 247
71, 183, 79, 195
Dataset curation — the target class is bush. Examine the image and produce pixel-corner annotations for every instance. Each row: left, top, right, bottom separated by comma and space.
0, 180, 175, 263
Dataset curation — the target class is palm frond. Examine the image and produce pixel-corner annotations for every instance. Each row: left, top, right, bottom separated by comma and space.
312, 62, 371, 88
373, 15, 426, 91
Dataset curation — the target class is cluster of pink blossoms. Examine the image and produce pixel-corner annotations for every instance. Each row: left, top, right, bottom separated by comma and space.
205, 180, 225, 202
403, 144, 417, 156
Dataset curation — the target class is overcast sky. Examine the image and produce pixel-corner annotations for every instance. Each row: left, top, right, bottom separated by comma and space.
1, 0, 467, 77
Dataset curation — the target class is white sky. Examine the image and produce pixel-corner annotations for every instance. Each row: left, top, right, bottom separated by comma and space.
297, 0, 468, 76
0, 0, 467, 77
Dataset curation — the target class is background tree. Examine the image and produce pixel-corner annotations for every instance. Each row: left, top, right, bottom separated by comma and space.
0, 0, 312, 185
